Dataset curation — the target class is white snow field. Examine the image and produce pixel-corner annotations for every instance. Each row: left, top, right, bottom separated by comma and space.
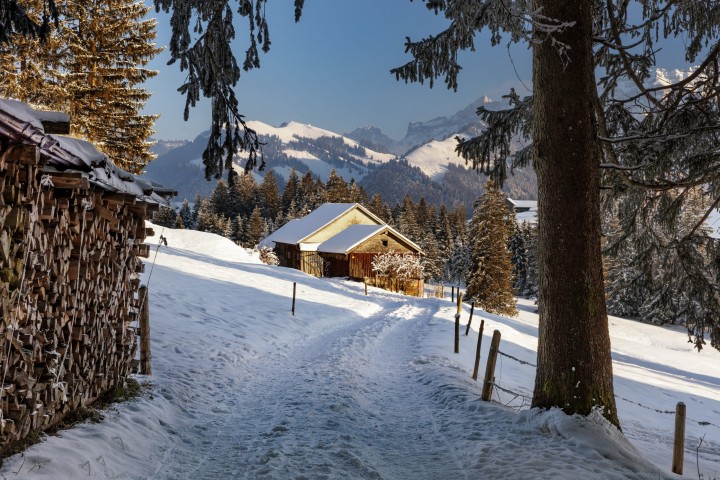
2, 225, 719, 479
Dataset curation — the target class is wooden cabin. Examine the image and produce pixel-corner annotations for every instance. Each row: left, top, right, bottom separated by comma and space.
261, 203, 385, 276
316, 224, 423, 280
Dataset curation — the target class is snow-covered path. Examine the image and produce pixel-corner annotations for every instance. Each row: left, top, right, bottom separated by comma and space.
144, 293, 474, 480
1, 226, 717, 479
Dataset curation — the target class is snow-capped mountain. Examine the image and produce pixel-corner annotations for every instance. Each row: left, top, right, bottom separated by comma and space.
346, 95, 526, 182
143, 96, 537, 205
143, 120, 397, 202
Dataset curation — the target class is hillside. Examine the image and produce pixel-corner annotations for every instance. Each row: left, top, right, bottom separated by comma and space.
2, 225, 717, 478
143, 96, 537, 205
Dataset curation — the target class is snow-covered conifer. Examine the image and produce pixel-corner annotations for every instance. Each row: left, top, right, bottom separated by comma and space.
465, 180, 517, 316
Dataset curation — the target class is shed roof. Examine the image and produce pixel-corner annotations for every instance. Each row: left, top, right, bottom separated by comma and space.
317, 224, 423, 255
0, 98, 175, 204
506, 198, 538, 210
263, 203, 383, 246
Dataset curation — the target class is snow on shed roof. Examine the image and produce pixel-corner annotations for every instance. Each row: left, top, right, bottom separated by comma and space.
0, 98, 69, 131
266, 203, 382, 246
0, 98, 174, 204
507, 198, 538, 210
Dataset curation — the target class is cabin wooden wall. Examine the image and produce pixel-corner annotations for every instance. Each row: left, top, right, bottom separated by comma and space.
0, 142, 153, 450
274, 243, 300, 270
303, 210, 380, 244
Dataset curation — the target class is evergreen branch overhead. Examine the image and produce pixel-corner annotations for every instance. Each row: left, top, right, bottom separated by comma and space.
154, 0, 305, 179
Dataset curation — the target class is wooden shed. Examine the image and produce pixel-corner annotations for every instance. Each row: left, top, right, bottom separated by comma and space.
261, 203, 385, 276
316, 224, 423, 280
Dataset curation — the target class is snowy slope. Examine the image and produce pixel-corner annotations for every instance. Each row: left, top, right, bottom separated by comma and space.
3, 225, 717, 479
247, 120, 393, 164
404, 135, 468, 181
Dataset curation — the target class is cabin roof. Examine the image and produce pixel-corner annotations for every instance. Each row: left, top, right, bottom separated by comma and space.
262, 203, 383, 246
317, 224, 423, 255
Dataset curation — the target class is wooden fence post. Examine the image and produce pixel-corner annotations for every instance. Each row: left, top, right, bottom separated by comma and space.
292, 282, 297, 316
364, 280, 368, 295
672, 402, 686, 475
481, 330, 501, 401
465, 301, 475, 336
139, 285, 151, 375
454, 292, 463, 354
472, 319, 485, 381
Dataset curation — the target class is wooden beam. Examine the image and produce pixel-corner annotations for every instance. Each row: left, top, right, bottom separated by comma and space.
1, 144, 40, 166
41, 120, 70, 135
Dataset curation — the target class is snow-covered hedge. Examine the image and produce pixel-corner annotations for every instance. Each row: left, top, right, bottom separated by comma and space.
256, 246, 280, 266
371, 251, 424, 279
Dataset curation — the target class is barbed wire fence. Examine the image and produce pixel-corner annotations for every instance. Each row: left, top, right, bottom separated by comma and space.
452, 302, 720, 475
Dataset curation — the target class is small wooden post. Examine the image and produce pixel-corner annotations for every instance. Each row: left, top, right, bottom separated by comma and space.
672, 402, 686, 475
481, 330, 501, 401
364, 280, 368, 295
454, 292, 463, 354
472, 319, 485, 380
465, 301, 475, 336
139, 285, 151, 375
292, 282, 297, 316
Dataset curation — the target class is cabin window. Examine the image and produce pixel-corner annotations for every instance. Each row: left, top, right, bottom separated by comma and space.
382, 240, 388, 247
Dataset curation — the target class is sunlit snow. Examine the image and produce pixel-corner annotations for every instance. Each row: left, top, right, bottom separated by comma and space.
2, 225, 718, 479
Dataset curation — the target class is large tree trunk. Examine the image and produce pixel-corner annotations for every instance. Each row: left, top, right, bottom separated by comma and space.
531, 0, 619, 426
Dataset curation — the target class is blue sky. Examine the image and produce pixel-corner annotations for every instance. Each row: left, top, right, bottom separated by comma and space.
142, 2, 694, 142
142, 1, 533, 141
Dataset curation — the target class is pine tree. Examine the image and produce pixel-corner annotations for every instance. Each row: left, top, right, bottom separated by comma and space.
367, 193, 391, 224
230, 215, 244, 244
179, 198, 194, 229
508, 223, 528, 295
0, 0, 58, 43
259, 170, 281, 222
246, 206, 266, 248
153, 205, 178, 228
348, 178, 367, 204
397, 194, 420, 241
324, 169, 350, 203
465, 181, 517, 317
209, 180, 231, 218
191, 193, 202, 226
233, 172, 258, 218
281, 167, 300, 215
447, 242, 471, 286
0, 0, 162, 173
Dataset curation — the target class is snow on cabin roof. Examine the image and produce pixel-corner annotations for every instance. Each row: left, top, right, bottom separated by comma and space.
266, 203, 382, 246
317, 224, 386, 254
0, 98, 174, 204
317, 224, 424, 255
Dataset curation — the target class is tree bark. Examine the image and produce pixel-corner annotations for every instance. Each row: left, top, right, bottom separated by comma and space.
531, 0, 619, 426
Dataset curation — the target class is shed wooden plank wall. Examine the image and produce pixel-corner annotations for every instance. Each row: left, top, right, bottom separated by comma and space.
0, 143, 153, 450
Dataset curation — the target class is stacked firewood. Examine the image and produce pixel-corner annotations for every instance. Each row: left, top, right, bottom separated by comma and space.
0, 143, 155, 448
